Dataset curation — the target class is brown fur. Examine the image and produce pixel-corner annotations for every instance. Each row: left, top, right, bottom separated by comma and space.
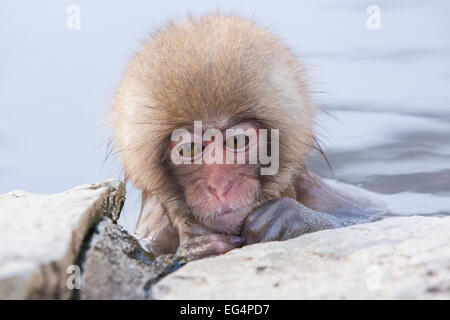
112, 13, 317, 230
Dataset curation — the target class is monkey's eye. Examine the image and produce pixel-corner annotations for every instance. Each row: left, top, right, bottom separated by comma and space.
178, 142, 203, 160
225, 134, 250, 152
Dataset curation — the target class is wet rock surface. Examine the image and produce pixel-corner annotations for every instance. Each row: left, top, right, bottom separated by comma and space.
0, 181, 125, 299
1, 181, 449, 300
79, 218, 183, 300
0, 180, 184, 300
151, 216, 450, 299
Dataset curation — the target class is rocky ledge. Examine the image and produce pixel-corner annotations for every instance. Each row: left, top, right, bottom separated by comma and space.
0, 181, 448, 299
0, 181, 182, 299
151, 215, 450, 299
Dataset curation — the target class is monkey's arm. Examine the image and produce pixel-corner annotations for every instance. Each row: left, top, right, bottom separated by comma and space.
242, 172, 387, 245
242, 197, 344, 245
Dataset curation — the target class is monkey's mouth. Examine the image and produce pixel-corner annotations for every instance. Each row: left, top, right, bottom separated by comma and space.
188, 185, 261, 233
190, 204, 240, 219
219, 208, 235, 215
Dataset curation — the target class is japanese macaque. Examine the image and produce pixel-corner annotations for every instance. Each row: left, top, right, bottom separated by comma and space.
112, 14, 384, 260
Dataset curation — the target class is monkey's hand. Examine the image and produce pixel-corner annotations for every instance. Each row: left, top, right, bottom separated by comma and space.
242, 197, 344, 245
176, 233, 243, 261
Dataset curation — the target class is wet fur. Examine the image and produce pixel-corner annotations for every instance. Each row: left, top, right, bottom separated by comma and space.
112, 13, 317, 232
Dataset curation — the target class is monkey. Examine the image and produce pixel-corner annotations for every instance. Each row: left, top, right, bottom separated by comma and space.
112, 14, 385, 260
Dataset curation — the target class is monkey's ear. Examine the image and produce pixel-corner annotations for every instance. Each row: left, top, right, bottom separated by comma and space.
135, 195, 179, 254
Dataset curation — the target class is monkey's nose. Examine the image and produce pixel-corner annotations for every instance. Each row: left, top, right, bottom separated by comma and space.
207, 181, 233, 198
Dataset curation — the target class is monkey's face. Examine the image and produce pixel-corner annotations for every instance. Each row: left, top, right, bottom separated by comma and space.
169, 122, 263, 234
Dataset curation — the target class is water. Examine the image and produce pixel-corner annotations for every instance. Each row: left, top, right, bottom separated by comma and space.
308, 110, 450, 218
0, 1, 449, 233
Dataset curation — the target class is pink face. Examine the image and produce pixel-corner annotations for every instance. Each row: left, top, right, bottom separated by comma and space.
169, 122, 262, 234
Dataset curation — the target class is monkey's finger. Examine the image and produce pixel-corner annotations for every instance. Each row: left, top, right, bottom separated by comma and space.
177, 234, 243, 260
190, 234, 243, 247
244, 199, 279, 227
201, 239, 241, 257
180, 239, 241, 260
242, 206, 281, 244
259, 210, 306, 242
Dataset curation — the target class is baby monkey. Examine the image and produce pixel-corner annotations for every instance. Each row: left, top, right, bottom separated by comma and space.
112, 14, 383, 260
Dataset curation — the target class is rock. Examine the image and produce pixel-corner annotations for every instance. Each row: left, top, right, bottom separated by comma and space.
0, 181, 125, 299
79, 218, 184, 300
3, 179, 448, 300
151, 216, 450, 299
